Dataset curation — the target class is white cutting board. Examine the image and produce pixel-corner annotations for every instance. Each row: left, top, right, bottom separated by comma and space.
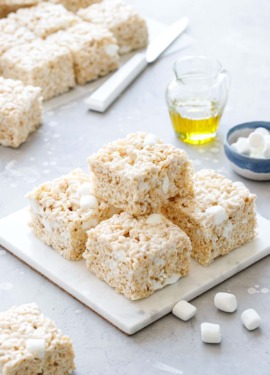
0, 208, 269, 335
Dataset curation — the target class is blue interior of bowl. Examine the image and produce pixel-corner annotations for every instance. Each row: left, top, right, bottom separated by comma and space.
224, 121, 270, 173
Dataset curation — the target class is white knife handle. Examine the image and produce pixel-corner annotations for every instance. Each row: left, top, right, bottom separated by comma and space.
85, 53, 148, 112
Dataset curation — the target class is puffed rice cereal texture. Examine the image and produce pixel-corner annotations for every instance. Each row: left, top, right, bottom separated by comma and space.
0, 303, 75, 375
48, 22, 119, 85
0, 77, 42, 148
88, 132, 194, 216
50, 0, 101, 13
83, 212, 191, 300
26, 169, 116, 260
78, 0, 148, 54
162, 169, 257, 266
8, 2, 80, 38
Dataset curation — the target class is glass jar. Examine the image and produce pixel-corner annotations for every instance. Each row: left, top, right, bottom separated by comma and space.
166, 56, 229, 144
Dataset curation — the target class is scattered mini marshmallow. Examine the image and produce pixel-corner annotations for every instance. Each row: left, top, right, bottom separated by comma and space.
205, 205, 227, 225
201, 323, 221, 344
214, 292, 237, 313
241, 309, 261, 331
172, 300, 197, 321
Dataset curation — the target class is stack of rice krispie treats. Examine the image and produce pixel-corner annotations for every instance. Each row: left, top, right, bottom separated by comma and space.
27, 132, 257, 300
0, 303, 75, 374
27, 133, 194, 300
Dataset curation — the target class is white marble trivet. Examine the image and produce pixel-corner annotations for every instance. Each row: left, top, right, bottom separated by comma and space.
0, 208, 269, 335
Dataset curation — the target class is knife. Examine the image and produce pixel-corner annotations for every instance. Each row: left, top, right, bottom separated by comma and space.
85, 17, 189, 112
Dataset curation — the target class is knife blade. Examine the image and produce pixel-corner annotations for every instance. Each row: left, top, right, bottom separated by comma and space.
85, 17, 189, 112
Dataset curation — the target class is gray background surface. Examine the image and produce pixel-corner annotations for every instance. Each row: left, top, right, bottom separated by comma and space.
0, 0, 270, 374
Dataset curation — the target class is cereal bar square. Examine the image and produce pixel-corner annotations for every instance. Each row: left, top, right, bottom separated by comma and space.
162, 169, 257, 266
78, 0, 148, 54
83, 212, 191, 300
26, 169, 116, 260
0, 40, 75, 100
0, 303, 75, 375
88, 132, 194, 216
48, 22, 119, 85
0, 77, 42, 148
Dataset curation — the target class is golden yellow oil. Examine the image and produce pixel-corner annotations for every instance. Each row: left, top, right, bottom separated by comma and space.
169, 109, 221, 145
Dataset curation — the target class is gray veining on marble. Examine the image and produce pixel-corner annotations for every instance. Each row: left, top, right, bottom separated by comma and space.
1, 0, 270, 374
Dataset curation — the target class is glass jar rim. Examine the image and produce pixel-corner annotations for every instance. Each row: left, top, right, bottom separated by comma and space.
173, 56, 223, 80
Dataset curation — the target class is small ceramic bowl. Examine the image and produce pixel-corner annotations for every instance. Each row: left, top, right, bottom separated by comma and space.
224, 121, 270, 181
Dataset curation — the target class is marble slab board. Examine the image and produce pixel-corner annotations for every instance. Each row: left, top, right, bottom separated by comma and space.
0, 208, 269, 335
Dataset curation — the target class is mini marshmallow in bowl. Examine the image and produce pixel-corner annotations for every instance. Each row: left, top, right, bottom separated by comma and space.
231, 127, 270, 159
224, 121, 270, 181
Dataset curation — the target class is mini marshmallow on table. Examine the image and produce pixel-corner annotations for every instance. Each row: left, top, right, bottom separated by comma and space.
241, 309, 261, 331
214, 292, 237, 313
172, 300, 197, 321
231, 127, 270, 159
201, 323, 222, 344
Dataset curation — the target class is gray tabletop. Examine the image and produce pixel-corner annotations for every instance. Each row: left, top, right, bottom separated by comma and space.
1, 0, 270, 374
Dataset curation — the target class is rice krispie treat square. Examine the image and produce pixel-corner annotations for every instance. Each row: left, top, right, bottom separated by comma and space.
0, 77, 42, 148
0, 40, 75, 100
48, 22, 119, 85
0, 303, 75, 375
88, 132, 194, 216
50, 0, 101, 13
84, 212, 191, 300
9, 2, 80, 38
0, 0, 40, 18
26, 169, 116, 260
162, 169, 257, 266
0, 19, 38, 58
78, 0, 148, 54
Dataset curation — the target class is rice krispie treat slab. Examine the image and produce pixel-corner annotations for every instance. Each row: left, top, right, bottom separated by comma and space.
0, 0, 40, 18
0, 40, 75, 100
0, 19, 38, 58
78, 0, 148, 54
9, 2, 80, 38
162, 169, 257, 266
88, 132, 194, 216
48, 22, 119, 85
26, 169, 116, 260
84, 212, 191, 300
0, 77, 42, 148
0, 303, 75, 374
50, 0, 101, 13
